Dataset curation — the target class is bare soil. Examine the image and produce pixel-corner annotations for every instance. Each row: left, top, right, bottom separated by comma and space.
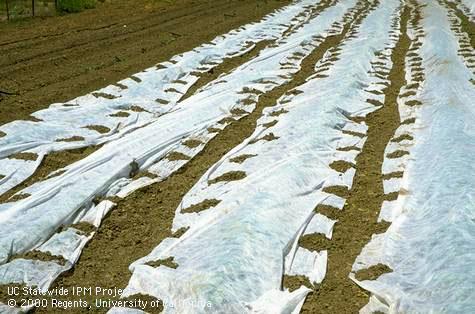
0, 0, 291, 126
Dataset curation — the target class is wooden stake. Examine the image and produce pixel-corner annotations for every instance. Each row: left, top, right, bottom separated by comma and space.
5, 0, 10, 20
32, 0, 35, 17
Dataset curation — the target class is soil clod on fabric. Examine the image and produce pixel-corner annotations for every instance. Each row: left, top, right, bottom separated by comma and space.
229, 154, 257, 164
181, 199, 221, 213
10, 250, 67, 266
182, 139, 203, 149
208, 171, 247, 185
387, 149, 410, 159
110, 111, 130, 118
354, 263, 393, 281
85, 125, 111, 134
283, 275, 314, 292
330, 160, 355, 173
56, 136, 85, 142
166, 151, 191, 161
249, 132, 280, 144
9, 152, 38, 161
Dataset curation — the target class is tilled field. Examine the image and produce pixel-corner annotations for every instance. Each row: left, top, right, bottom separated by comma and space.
0, 0, 474, 313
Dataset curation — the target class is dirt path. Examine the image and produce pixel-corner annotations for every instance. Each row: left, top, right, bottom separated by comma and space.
0, 0, 291, 126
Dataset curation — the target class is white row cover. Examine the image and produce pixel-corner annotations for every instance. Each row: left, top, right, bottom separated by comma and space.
352, 1, 475, 313
117, 0, 404, 313
0, 0, 318, 198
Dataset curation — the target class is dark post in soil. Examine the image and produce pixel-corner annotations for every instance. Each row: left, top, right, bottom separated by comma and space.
32, 0, 35, 16
5, 0, 9, 20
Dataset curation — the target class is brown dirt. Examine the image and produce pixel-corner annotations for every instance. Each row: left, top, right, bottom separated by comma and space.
259, 132, 280, 142
299, 4, 415, 313
387, 149, 409, 159
300, 233, 333, 251
283, 275, 313, 292
0, 0, 292, 127
392, 134, 414, 142
313, 205, 341, 221
5, 192, 31, 202
385, 191, 399, 202
171, 227, 189, 238
129, 105, 148, 113
229, 154, 257, 164
337, 145, 361, 152
269, 108, 289, 117
10, 250, 67, 266
354, 263, 393, 281
180, 198, 220, 214
8, 152, 39, 161
382, 171, 404, 180
262, 120, 278, 128
322, 185, 350, 199
230, 108, 249, 116
182, 139, 203, 149
405, 99, 422, 106
342, 130, 366, 138
207, 170, 247, 185
249, 132, 280, 144
165, 151, 190, 161
109, 111, 130, 118
401, 117, 416, 125
56, 136, 86, 142
207, 127, 221, 133
85, 125, 111, 134
330, 160, 355, 173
